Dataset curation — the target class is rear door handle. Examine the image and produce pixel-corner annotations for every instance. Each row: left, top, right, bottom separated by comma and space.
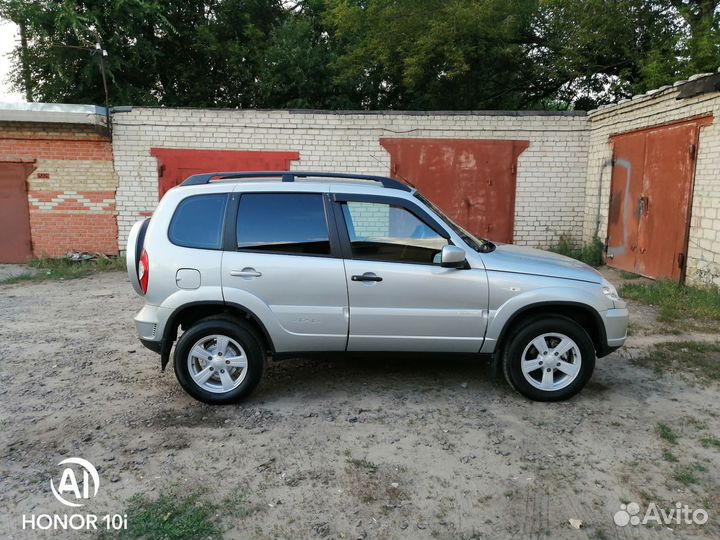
351, 273, 382, 282
230, 268, 262, 278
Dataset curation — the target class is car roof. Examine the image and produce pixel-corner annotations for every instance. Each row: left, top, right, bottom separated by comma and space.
170, 171, 416, 199
181, 171, 411, 191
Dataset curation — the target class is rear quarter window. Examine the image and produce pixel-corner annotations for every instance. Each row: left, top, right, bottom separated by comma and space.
236, 193, 331, 255
168, 194, 228, 249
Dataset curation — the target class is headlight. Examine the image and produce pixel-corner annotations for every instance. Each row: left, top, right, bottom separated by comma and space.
601, 279, 620, 301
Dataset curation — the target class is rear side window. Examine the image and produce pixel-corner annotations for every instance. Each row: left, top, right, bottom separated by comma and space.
236, 193, 330, 255
168, 194, 228, 249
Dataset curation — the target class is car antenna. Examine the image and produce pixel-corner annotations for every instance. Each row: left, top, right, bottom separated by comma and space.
369, 153, 416, 189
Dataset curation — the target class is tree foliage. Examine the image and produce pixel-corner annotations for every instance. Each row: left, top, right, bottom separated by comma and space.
1, 0, 718, 110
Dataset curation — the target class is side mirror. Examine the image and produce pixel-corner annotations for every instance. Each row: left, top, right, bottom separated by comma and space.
440, 245, 467, 268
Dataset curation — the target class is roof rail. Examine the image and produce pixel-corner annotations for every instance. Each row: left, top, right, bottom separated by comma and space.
180, 171, 411, 192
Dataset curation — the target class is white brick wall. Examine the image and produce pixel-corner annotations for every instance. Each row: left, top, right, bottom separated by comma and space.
583, 86, 720, 287
346, 202, 390, 238
111, 96, 720, 286
111, 109, 589, 250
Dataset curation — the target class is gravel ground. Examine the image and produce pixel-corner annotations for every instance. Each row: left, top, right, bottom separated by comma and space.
1, 270, 718, 539
0, 264, 36, 281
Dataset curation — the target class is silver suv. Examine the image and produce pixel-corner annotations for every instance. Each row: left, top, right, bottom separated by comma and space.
127, 172, 628, 404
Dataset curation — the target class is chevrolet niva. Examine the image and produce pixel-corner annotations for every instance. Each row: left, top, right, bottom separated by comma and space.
127, 172, 628, 404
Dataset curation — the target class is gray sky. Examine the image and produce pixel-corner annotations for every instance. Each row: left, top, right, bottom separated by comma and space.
0, 19, 25, 102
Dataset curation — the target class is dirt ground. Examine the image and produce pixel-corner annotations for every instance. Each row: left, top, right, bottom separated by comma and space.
1, 268, 719, 539
0, 264, 37, 282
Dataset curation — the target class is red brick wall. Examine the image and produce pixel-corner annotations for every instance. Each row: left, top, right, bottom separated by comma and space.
29, 211, 118, 257
0, 138, 113, 161
0, 122, 118, 258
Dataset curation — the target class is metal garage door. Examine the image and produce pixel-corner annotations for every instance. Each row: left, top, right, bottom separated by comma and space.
606, 117, 711, 282
0, 162, 34, 263
151, 148, 300, 198
380, 138, 528, 243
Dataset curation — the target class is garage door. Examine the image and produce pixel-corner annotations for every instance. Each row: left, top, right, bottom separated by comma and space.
606, 117, 711, 282
380, 138, 528, 243
0, 162, 34, 263
151, 148, 300, 198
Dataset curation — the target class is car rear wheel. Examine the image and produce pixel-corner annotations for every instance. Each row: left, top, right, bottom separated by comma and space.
502, 316, 595, 401
174, 318, 264, 404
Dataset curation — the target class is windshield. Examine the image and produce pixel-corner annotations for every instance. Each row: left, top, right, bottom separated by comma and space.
414, 192, 495, 253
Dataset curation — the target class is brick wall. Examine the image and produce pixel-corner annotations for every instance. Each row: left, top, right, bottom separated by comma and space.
111, 94, 720, 286
0, 121, 119, 257
112, 109, 589, 250
583, 84, 720, 286
346, 202, 390, 237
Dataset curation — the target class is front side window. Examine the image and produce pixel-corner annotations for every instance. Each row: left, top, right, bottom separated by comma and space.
236, 193, 331, 255
168, 194, 228, 249
341, 201, 448, 264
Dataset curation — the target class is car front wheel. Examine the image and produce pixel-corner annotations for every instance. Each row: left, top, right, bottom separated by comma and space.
502, 316, 595, 401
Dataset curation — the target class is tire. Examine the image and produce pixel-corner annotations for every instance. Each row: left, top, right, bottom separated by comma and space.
502, 316, 595, 402
173, 317, 264, 404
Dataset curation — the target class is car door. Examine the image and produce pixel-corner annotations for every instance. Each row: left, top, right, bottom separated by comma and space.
333, 194, 488, 352
222, 191, 348, 353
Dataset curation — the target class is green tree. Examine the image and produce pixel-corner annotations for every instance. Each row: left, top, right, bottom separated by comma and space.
0, 0, 284, 106
325, 0, 542, 110
2, 0, 718, 110
255, 0, 357, 108
535, 0, 686, 108
669, 0, 720, 74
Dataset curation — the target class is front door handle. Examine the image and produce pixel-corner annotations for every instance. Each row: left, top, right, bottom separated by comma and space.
351, 273, 382, 282
230, 267, 262, 278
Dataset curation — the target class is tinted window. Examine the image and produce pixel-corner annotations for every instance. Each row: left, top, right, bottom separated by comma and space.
342, 201, 448, 264
237, 193, 331, 255
169, 194, 228, 249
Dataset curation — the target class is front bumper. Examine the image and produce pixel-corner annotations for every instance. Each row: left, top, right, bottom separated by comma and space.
597, 307, 629, 357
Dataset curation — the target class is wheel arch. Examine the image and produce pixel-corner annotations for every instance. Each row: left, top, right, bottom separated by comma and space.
162, 301, 275, 358
494, 301, 607, 357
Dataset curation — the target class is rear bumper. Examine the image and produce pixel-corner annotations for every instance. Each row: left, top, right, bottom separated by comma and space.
597, 307, 629, 357
134, 304, 170, 342
134, 304, 173, 368
140, 338, 162, 353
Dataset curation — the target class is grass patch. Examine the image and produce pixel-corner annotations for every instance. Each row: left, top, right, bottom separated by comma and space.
656, 423, 679, 445
632, 341, 720, 384
222, 488, 265, 519
107, 489, 221, 540
673, 469, 698, 486
345, 457, 408, 505
619, 270, 642, 280
548, 235, 604, 267
619, 280, 720, 324
700, 436, 720, 449
1, 256, 125, 284
662, 450, 678, 462
346, 457, 378, 474
672, 464, 706, 487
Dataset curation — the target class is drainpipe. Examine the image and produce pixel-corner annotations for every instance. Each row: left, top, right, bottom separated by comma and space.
95, 39, 111, 139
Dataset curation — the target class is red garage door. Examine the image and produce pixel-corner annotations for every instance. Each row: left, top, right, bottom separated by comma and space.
0, 161, 34, 263
380, 138, 528, 243
607, 116, 712, 282
151, 148, 300, 198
